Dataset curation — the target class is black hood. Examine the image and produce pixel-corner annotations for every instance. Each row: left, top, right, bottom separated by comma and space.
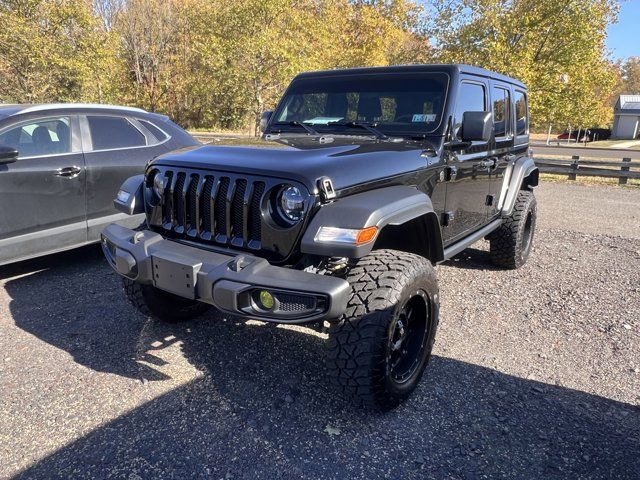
151, 136, 442, 194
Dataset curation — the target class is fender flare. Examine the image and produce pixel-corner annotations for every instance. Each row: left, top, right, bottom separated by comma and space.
300, 185, 443, 260
114, 174, 145, 215
498, 156, 539, 215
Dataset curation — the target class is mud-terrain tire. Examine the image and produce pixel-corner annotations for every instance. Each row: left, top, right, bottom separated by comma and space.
122, 278, 211, 322
326, 249, 439, 411
489, 190, 537, 269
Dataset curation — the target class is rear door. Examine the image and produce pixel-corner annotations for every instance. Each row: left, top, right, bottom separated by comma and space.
81, 114, 170, 240
442, 78, 493, 243
0, 115, 87, 265
487, 82, 517, 218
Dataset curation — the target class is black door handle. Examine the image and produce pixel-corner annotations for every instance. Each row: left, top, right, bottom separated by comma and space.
56, 166, 82, 178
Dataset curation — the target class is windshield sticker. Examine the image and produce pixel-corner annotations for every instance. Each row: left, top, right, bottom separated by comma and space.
412, 114, 437, 123
304, 117, 344, 125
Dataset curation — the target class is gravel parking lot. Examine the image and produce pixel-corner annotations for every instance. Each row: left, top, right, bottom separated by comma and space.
1, 182, 639, 479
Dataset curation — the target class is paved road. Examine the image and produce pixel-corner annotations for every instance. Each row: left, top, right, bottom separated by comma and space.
1, 182, 639, 479
531, 143, 640, 159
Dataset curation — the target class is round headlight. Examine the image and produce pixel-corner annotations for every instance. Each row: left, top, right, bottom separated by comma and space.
278, 185, 305, 222
152, 172, 165, 197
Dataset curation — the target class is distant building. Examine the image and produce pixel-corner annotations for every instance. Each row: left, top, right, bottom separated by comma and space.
612, 95, 640, 139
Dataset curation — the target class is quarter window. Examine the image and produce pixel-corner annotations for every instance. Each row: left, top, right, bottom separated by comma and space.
88, 116, 146, 150
0, 117, 71, 157
514, 90, 528, 136
493, 87, 511, 138
139, 119, 169, 143
454, 82, 486, 139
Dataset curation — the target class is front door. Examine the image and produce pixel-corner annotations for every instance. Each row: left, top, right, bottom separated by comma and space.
0, 115, 87, 265
442, 79, 493, 244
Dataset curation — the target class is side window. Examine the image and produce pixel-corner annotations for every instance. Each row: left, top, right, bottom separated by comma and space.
514, 90, 528, 136
454, 82, 486, 139
87, 116, 146, 151
0, 117, 71, 158
138, 120, 169, 143
492, 87, 511, 138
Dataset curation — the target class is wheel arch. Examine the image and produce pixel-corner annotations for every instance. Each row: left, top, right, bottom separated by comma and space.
300, 185, 444, 263
499, 156, 539, 215
372, 212, 444, 264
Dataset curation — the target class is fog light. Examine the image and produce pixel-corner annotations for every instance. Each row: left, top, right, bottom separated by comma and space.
259, 290, 275, 310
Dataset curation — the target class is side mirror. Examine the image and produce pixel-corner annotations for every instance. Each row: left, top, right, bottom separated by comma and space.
0, 145, 18, 165
461, 111, 493, 142
259, 110, 273, 133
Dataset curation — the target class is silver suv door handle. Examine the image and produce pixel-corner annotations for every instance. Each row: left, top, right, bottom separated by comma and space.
56, 166, 82, 178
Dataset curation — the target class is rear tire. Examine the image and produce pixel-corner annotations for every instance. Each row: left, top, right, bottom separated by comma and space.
122, 278, 211, 323
326, 249, 439, 411
489, 190, 537, 269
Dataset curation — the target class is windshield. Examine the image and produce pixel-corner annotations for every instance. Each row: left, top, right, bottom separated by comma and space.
272, 72, 449, 137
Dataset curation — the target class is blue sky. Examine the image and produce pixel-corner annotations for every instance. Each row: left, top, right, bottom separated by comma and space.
607, 1, 640, 60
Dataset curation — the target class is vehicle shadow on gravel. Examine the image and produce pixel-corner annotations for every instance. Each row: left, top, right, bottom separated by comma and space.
13, 307, 640, 479
4, 249, 639, 479
445, 244, 506, 271
2, 246, 172, 381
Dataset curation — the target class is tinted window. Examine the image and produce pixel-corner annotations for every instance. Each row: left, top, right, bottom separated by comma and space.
139, 119, 168, 142
88, 116, 146, 150
493, 87, 511, 138
273, 73, 449, 135
515, 90, 528, 136
454, 82, 486, 139
0, 117, 71, 157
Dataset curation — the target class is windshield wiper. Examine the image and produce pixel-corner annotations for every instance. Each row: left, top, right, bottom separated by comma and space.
271, 121, 319, 136
328, 121, 389, 140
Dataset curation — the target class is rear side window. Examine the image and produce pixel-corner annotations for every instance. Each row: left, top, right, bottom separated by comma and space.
454, 82, 486, 139
492, 87, 511, 138
139, 119, 169, 143
514, 90, 528, 136
88, 116, 146, 150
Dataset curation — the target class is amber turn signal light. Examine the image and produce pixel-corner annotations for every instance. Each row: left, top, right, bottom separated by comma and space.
355, 226, 378, 245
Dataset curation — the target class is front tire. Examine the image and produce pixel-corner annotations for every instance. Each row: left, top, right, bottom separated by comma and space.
326, 249, 439, 411
489, 190, 537, 269
122, 278, 211, 323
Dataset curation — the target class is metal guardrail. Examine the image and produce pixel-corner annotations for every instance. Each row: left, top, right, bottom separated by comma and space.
535, 156, 640, 184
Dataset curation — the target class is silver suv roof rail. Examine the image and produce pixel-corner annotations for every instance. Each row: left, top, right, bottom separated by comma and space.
16, 104, 147, 115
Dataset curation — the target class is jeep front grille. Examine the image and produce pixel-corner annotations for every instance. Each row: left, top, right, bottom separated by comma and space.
157, 170, 266, 250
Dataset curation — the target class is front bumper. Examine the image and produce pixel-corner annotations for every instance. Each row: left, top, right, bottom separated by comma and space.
101, 224, 350, 324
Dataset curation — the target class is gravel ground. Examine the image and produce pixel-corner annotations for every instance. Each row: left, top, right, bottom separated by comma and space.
1, 182, 639, 480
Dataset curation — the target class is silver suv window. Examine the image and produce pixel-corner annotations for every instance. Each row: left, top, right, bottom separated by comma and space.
87, 116, 146, 151
0, 117, 71, 158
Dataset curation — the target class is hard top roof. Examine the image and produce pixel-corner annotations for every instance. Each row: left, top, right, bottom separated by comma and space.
294, 64, 526, 89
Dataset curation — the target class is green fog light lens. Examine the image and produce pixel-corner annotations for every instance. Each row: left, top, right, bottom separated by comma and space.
259, 290, 275, 310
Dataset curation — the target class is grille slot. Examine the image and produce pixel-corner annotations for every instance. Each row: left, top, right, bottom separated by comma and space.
153, 169, 275, 250
249, 182, 265, 247
231, 179, 247, 245
173, 172, 187, 232
200, 176, 214, 236
215, 177, 230, 240
186, 174, 200, 236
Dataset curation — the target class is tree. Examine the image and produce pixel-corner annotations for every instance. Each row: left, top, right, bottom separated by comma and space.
0, 0, 110, 103
620, 57, 640, 94
427, 0, 620, 129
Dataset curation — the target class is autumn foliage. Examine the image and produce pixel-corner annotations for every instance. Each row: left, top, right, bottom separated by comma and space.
0, 0, 629, 132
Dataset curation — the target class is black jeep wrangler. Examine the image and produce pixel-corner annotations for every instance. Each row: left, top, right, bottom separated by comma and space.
102, 64, 538, 410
